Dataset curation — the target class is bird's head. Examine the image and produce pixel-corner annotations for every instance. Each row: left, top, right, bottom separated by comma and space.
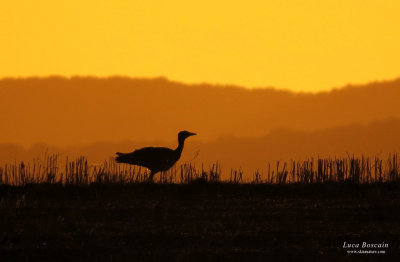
178, 130, 196, 141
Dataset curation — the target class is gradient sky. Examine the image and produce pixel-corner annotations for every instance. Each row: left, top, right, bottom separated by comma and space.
1, 0, 399, 92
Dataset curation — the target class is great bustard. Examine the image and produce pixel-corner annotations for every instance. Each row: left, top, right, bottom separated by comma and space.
115, 131, 196, 181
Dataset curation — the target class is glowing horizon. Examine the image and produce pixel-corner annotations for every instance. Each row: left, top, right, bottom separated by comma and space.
1, 0, 399, 92
2, 74, 400, 95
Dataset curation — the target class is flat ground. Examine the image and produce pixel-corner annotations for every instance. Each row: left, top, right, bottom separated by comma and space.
1, 183, 399, 261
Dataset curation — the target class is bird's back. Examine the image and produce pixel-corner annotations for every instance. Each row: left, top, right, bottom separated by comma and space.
116, 147, 178, 172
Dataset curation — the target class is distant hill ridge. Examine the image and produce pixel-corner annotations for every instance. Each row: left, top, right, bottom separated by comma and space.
1, 76, 400, 146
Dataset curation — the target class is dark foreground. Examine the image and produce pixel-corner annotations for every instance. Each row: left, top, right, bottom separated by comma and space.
1, 183, 399, 261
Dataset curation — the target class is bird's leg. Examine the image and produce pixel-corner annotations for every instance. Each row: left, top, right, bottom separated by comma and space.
147, 171, 156, 183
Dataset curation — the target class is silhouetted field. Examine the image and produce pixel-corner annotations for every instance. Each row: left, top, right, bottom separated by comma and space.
1, 155, 400, 261
1, 182, 399, 261
1, 154, 399, 185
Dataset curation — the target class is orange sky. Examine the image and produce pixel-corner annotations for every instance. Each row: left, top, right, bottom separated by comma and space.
1, 0, 399, 92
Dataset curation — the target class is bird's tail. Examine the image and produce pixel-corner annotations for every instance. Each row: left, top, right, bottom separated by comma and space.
115, 152, 129, 163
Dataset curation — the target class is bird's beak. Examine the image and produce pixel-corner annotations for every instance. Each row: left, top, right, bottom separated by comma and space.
189, 132, 197, 136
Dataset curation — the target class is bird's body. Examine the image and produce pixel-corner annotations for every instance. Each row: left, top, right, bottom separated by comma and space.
115, 131, 196, 181
116, 147, 179, 173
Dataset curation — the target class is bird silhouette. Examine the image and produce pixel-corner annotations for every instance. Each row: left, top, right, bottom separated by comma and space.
115, 130, 196, 181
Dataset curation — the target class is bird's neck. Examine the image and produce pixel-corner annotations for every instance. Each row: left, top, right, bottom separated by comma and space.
175, 138, 185, 155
